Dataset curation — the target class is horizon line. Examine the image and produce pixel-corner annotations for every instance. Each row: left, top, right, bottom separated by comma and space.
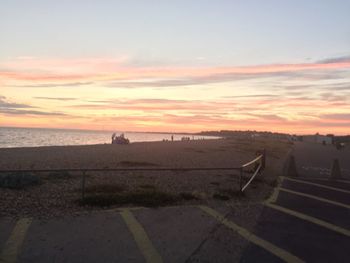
1, 125, 349, 137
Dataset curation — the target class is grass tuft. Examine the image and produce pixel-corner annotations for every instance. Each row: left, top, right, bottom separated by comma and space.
79, 189, 178, 207
213, 193, 230, 200
213, 188, 245, 200
48, 171, 72, 180
180, 192, 199, 200
138, 184, 156, 190
117, 161, 158, 167
0, 173, 40, 189
84, 183, 126, 194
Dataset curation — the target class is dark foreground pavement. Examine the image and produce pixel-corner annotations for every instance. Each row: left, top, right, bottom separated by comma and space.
1, 142, 350, 262
238, 142, 347, 262
1, 204, 256, 263
242, 177, 350, 262
1, 174, 349, 263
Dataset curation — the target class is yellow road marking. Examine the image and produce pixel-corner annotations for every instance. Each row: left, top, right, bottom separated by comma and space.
264, 202, 350, 237
120, 209, 162, 263
283, 177, 350, 194
0, 218, 32, 263
104, 206, 143, 213
330, 179, 350, 184
266, 176, 284, 203
292, 177, 350, 184
198, 206, 304, 263
280, 188, 350, 209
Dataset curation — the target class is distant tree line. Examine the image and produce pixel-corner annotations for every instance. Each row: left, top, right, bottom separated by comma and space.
196, 130, 290, 138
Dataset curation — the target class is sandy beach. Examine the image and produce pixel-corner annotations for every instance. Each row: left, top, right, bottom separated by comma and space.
0, 138, 292, 218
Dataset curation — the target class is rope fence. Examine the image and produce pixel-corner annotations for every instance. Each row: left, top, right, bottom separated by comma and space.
0, 149, 266, 199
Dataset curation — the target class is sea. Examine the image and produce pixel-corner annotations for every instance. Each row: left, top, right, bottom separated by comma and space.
0, 127, 219, 148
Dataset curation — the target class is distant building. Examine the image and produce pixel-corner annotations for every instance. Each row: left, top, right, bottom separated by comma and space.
301, 133, 333, 145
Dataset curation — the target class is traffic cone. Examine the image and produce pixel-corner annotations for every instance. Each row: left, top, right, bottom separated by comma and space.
287, 155, 298, 177
330, 159, 342, 179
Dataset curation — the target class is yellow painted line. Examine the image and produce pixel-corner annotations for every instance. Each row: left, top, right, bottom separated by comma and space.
280, 188, 350, 209
0, 218, 32, 263
283, 177, 350, 194
265, 202, 350, 237
291, 177, 350, 184
120, 209, 162, 263
266, 176, 284, 203
198, 206, 304, 263
331, 179, 350, 184
104, 206, 143, 213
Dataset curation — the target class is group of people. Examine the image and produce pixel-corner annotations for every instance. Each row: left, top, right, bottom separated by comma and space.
111, 133, 130, 144
112, 133, 199, 144
162, 135, 195, 142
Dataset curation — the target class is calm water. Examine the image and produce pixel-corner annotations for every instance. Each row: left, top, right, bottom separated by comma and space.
0, 127, 218, 148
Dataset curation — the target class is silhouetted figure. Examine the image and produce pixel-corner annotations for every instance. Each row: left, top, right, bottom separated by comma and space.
111, 133, 130, 144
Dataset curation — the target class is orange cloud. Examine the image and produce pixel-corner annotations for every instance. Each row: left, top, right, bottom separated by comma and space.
1, 56, 350, 135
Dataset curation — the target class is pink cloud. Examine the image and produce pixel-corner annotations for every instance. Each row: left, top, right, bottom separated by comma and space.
1, 57, 349, 86
2, 56, 350, 135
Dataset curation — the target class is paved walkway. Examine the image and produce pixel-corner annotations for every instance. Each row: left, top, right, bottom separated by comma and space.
1, 175, 349, 263
242, 176, 350, 262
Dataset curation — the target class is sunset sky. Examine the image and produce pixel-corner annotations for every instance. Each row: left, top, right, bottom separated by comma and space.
1, 1, 349, 134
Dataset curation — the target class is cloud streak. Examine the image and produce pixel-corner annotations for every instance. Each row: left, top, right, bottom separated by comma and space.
33, 97, 77, 101
0, 97, 32, 109
1, 56, 350, 88
13, 82, 93, 88
318, 55, 350, 64
1, 55, 350, 134
0, 108, 67, 116
0, 96, 67, 116
320, 113, 350, 121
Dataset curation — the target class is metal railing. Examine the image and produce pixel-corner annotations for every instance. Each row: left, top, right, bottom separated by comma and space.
0, 149, 266, 199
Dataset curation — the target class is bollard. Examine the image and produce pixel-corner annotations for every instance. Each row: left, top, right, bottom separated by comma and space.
287, 155, 298, 177
330, 159, 342, 180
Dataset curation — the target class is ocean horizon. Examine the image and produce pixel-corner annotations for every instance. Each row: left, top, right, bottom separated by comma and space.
0, 126, 218, 148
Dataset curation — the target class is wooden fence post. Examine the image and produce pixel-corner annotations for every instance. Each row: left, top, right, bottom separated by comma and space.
261, 149, 266, 170
81, 171, 86, 201
239, 167, 243, 191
